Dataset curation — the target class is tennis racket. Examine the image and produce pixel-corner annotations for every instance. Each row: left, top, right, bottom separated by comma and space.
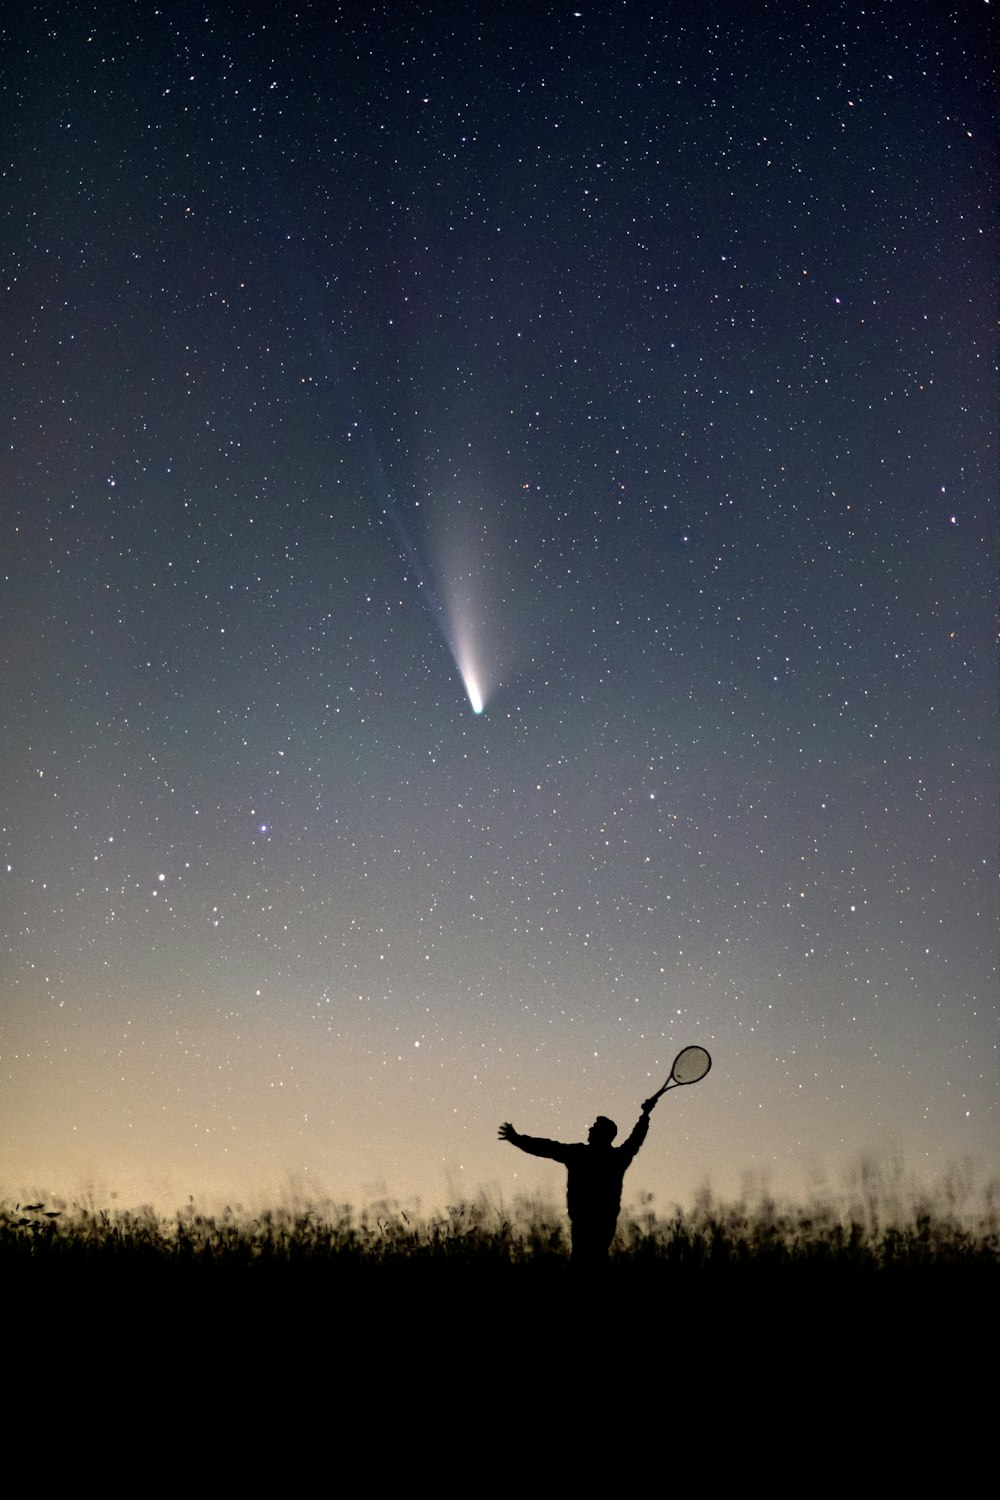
648, 1044, 712, 1104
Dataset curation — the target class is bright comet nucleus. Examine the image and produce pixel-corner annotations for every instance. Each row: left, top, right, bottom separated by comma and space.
465, 673, 484, 714
454, 634, 486, 713
427, 493, 505, 714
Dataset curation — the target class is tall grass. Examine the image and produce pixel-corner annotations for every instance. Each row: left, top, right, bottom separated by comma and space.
4, 1163, 997, 1279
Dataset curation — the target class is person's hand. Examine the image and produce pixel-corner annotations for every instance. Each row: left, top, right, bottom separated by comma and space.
641, 1095, 658, 1114
498, 1122, 518, 1142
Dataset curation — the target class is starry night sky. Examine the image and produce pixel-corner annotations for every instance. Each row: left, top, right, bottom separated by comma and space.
2, 1, 995, 1216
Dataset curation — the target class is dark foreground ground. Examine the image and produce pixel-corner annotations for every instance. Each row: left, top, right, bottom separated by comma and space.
6, 1196, 994, 1464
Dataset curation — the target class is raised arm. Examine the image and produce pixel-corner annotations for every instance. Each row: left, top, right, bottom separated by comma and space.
616, 1102, 655, 1167
498, 1123, 570, 1162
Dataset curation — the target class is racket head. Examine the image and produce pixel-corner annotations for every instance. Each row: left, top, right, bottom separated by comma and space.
669, 1044, 712, 1086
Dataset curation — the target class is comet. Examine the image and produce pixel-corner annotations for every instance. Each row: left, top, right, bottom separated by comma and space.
379, 489, 495, 714
438, 552, 493, 715
455, 652, 485, 714
442, 606, 489, 715
296, 289, 501, 712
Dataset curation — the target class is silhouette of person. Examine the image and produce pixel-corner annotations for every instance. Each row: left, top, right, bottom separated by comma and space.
498, 1095, 659, 1264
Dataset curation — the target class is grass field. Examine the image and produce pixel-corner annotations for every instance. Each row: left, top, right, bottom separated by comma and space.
6, 1168, 995, 1430
5, 1161, 996, 1281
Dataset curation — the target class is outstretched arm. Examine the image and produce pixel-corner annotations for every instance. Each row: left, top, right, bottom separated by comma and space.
498, 1123, 570, 1162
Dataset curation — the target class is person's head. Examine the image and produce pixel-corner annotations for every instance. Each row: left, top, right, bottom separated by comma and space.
587, 1116, 617, 1147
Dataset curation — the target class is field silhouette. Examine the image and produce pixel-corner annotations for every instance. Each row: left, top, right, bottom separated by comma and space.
7, 1164, 995, 1436
7, 1158, 996, 1288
